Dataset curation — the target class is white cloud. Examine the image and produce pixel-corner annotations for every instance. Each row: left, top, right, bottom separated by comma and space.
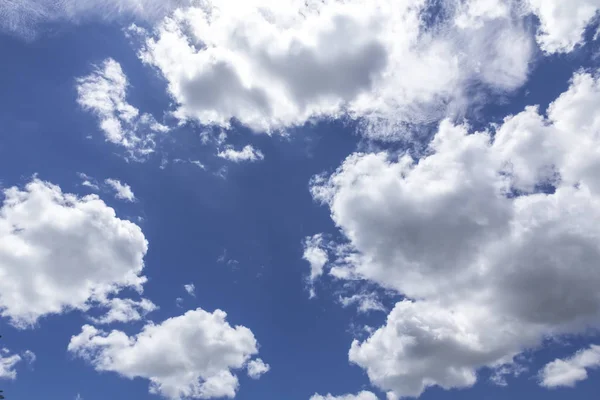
310, 391, 378, 400
190, 160, 207, 169
91, 298, 157, 325
0, 178, 148, 328
22, 350, 36, 365
139, 0, 533, 137
246, 358, 270, 379
78, 173, 100, 191
68, 308, 262, 399
174, 159, 207, 170
339, 293, 385, 314
217, 145, 264, 163
302, 234, 330, 298
526, 0, 600, 53
76, 58, 168, 159
184, 283, 196, 297
0, 0, 189, 40
302, 234, 329, 282
0, 348, 35, 380
454, 0, 511, 29
105, 179, 136, 202
489, 361, 527, 386
539, 345, 600, 388
309, 70, 600, 398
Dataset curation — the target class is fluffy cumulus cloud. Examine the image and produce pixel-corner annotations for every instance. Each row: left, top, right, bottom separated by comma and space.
539, 345, 600, 388
308, 70, 600, 398
217, 145, 264, 163
105, 179, 136, 202
310, 391, 378, 400
0, 0, 190, 40
68, 308, 263, 399
76, 58, 168, 159
246, 358, 270, 379
0, 178, 148, 327
139, 0, 534, 136
0, 348, 35, 380
526, 0, 600, 53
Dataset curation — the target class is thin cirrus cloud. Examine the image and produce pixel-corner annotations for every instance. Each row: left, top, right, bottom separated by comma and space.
0, 0, 189, 40
68, 308, 266, 399
306, 70, 600, 399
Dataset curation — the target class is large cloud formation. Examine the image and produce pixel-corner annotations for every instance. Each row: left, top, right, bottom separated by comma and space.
308, 70, 600, 398
69, 308, 265, 399
0, 178, 149, 327
139, 0, 535, 136
5, 1, 600, 137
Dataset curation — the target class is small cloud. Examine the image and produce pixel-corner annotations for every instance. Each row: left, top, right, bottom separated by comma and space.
174, 159, 206, 170
200, 130, 227, 146
105, 179, 136, 202
302, 234, 329, 298
217, 145, 264, 163
90, 298, 157, 325
338, 293, 386, 314
76, 58, 168, 160
246, 358, 270, 379
490, 361, 527, 386
22, 350, 36, 365
184, 283, 196, 297
217, 250, 240, 270
0, 348, 35, 380
190, 160, 206, 169
78, 173, 99, 191
227, 259, 239, 267
539, 345, 600, 388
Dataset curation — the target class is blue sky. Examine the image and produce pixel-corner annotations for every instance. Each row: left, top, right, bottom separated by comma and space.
1, 1, 600, 400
